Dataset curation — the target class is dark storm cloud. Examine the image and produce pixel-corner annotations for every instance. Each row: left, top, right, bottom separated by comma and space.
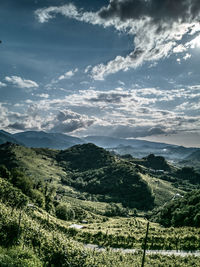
8, 122, 27, 130
89, 92, 131, 103
49, 109, 95, 133
109, 125, 169, 138
50, 119, 94, 133
57, 110, 82, 121
99, 0, 200, 24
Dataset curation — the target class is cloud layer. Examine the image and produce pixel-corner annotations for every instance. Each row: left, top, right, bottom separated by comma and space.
2, 83, 200, 140
35, 1, 200, 80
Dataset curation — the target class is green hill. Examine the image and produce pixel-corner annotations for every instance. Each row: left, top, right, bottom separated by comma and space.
0, 142, 190, 211
56, 143, 114, 171
0, 142, 155, 210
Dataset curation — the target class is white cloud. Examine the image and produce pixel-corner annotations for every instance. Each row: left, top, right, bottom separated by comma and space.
186, 34, 200, 49
183, 53, 191, 60
58, 68, 78, 80
0, 81, 7, 88
35, 3, 200, 80
5, 76, 39, 89
36, 93, 49, 98
173, 44, 186, 53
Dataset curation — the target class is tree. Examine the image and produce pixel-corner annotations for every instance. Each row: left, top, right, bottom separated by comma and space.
56, 203, 75, 221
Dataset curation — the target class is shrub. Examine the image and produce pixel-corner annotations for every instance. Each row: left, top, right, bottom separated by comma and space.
56, 203, 75, 221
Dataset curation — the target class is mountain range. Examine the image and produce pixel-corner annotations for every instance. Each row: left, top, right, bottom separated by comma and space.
0, 130, 199, 164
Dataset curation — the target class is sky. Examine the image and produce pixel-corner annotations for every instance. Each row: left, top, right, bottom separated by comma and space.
0, 0, 200, 147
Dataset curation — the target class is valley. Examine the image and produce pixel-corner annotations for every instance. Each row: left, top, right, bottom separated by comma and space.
0, 138, 200, 266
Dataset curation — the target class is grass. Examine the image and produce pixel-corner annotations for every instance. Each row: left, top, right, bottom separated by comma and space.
0, 197, 200, 266
141, 174, 185, 206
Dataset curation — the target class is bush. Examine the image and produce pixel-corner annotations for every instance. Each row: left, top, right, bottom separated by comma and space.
0, 246, 42, 266
11, 168, 33, 196
0, 177, 28, 208
30, 189, 45, 208
0, 219, 20, 247
56, 203, 75, 221
0, 164, 11, 179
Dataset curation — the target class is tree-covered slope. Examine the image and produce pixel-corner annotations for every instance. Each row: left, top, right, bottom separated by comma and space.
57, 143, 114, 171
153, 189, 200, 227
0, 142, 156, 210
0, 142, 192, 212
62, 161, 154, 209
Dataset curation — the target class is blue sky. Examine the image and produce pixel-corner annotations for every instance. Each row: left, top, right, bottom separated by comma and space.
0, 0, 200, 147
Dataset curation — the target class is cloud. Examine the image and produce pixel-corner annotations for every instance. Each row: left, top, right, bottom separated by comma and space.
8, 122, 26, 131
58, 68, 78, 80
2, 81, 200, 137
173, 44, 187, 53
0, 81, 7, 88
36, 93, 49, 98
88, 91, 131, 103
35, 2, 200, 80
47, 109, 95, 133
5, 76, 39, 89
99, 0, 200, 23
183, 53, 191, 60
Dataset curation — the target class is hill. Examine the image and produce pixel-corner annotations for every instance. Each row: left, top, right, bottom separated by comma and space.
56, 143, 114, 171
178, 150, 200, 171
0, 130, 22, 145
0, 141, 191, 212
1, 143, 200, 266
1, 130, 199, 162
13, 131, 84, 149
153, 189, 200, 227
0, 142, 156, 210
1, 177, 200, 266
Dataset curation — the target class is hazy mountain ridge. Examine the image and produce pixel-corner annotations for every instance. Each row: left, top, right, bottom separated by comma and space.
13, 131, 85, 149
0, 130, 200, 164
0, 130, 23, 146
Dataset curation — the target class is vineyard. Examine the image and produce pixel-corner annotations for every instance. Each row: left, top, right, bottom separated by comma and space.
0, 143, 200, 266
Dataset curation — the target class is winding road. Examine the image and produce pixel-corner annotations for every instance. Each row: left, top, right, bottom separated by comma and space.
84, 244, 200, 257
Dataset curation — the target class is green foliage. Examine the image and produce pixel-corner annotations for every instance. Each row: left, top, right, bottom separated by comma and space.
0, 246, 42, 266
55, 203, 75, 221
57, 143, 113, 171
155, 189, 200, 227
176, 167, 200, 184
0, 218, 20, 247
142, 154, 171, 171
30, 189, 45, 208
0, 177, 28, 208
0, 164, 11, 179
104, 203, 129, 217
1, 142, 200, 266
11, 168, 33, 196
62, 162, 154, 209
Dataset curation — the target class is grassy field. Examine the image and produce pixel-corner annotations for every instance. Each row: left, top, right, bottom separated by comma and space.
0, 200, 200, 267
141, 174, 185, 206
